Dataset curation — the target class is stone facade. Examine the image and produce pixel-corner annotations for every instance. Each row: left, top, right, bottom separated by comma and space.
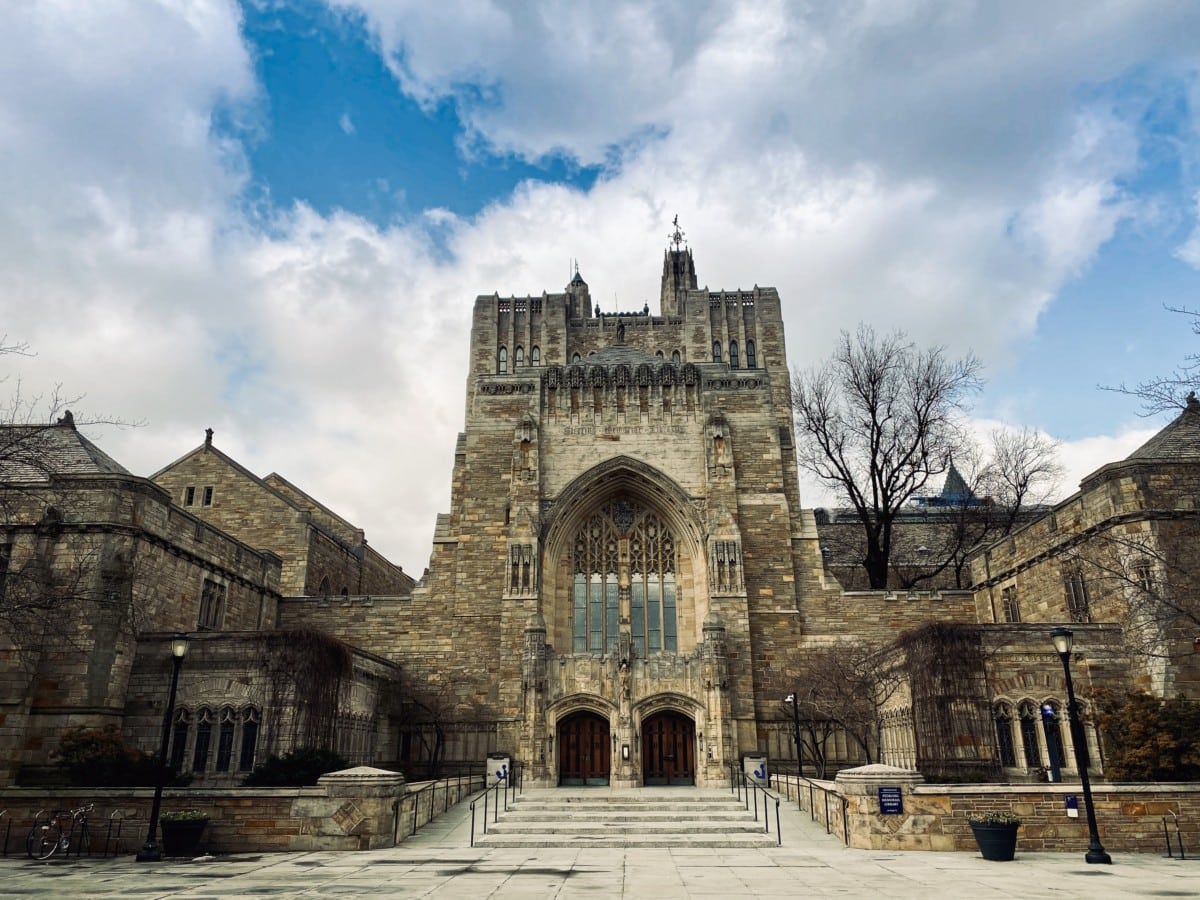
0, 420, 406, 787
152, 432, 414, 598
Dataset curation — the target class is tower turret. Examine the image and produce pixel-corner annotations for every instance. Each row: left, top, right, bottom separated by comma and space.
660, 216, 697, 316
565, 262, 591, 319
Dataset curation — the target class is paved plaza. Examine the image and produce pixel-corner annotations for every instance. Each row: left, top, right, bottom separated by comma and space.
1, 789, 1196, 898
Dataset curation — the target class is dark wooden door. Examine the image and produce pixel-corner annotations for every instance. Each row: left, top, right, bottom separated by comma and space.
642, 712, 695, 785
558, 712, 611, 786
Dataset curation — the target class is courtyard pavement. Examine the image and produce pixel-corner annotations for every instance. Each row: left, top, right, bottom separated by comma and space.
0, 788, 1196, 898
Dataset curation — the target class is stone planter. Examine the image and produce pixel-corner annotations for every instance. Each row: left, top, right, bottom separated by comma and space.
160, 818, 208, 857
969, 822, 1019, 861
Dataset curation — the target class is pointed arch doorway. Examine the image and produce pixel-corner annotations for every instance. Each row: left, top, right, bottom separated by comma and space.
642, 711, 695, 785
558, 711, 611, 786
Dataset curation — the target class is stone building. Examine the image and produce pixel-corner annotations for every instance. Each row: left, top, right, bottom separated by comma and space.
279, 235, 851, 788
5, 236, 1198, 794
0, 418, 404, 786
153, 430, 415, 598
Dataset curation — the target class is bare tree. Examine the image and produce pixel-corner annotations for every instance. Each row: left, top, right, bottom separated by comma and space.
888, 427, 1062, 589
1, 338, 143, 662
1104, 305, 1200, 414
792, 325, 983, 588
790, 641, 905, 767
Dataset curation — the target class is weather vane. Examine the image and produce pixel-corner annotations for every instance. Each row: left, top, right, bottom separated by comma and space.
669, 214, 685, 250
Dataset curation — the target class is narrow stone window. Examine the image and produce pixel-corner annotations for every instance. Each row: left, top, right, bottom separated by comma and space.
1018, 701, 1041, 768
729, 341, 739, 369
712, 340, 722, 362
746, 340, 756, 368
202, 486, 214, 506
193, 708, 214, 773
239, 709, 260, 771
515, 345, 524, 367
498, 346, 508, 374
1064, 569, 1091, 623
198, 578, 226, 630
671, 350, 681, 364
531, 345, 540, 366
994, 702, 1016, 767
170, 710, 190, 773
184, 486, 195, 507
1001, 586, 1021, 623
216, 708, 236, 772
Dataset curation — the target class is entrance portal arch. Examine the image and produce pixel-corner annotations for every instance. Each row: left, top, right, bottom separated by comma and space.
558, 711, 611, 786
641, 711, 696, 785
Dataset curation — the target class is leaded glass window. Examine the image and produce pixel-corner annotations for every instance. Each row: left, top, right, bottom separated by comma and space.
571, 499, 678, 656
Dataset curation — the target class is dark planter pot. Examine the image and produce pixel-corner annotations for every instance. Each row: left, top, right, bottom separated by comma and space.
970, 822, 1019, 861
160, 819, 208, 857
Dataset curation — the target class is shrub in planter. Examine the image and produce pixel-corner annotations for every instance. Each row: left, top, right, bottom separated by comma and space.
241, 747, 349, 786
967, 812, 1021, 861
160, 810, 209, 858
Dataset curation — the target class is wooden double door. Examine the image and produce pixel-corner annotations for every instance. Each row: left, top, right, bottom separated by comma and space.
558, 712, 611, 786
642, 711, 695, 785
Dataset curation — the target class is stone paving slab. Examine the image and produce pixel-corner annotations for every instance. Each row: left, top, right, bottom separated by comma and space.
0, 788, 1197, 897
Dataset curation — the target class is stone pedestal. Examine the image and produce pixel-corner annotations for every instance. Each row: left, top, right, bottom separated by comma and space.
299, 766, 406, 851
835, 764, 935, 850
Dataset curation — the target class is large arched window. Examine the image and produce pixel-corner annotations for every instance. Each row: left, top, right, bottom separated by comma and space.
993, 702, 1016, 767
571, 498, 678, 656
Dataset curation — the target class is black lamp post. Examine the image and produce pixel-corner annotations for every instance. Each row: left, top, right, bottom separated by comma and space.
137, 633, 189, 863
784, 692, 805, 780
1049, 627, 1111, 865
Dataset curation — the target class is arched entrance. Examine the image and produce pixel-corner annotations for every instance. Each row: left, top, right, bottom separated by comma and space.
641, 711, 695, 785
558, 711, 611, 786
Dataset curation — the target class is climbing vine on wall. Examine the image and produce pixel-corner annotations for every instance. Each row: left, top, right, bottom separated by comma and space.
257, 628, 352, 753
895, 622, 1000, 781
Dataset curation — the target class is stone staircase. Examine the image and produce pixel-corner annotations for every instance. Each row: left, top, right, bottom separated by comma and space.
473, 788, 779, 848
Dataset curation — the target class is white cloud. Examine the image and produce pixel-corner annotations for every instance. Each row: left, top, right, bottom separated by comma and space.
2, 0, 1199, 572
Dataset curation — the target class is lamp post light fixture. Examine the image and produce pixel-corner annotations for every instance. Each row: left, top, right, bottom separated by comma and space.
137, 632, 189, 863
784, 692, 805, 780
1049, 627, 1112, 865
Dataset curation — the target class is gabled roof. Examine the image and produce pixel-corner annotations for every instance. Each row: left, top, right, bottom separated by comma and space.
1125, 393, 1200, 461
0, 418, 132, 482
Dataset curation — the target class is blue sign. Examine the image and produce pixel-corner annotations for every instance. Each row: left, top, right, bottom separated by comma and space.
878, 786, 903, 815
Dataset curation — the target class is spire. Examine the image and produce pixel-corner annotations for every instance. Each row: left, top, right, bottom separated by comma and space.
565, 261, 590, 318
660, 214, 697, 317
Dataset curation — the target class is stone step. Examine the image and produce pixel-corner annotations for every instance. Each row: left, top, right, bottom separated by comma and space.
475, 834, 779, 849
489, 812, 757, 823
482, 825, 763, 840
473, 790, 778, 849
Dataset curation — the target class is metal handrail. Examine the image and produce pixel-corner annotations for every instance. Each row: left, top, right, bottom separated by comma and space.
1162, 812, 1188, 859
393, 767, 488, 845
469, 761, 525, 847
728, 762, 781, 846
0, 810, 9, 857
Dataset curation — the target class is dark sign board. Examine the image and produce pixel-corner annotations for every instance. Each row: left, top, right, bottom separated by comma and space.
878, 786, 903, 815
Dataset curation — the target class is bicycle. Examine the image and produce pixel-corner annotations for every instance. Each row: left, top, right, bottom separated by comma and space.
26, 803, 92, 861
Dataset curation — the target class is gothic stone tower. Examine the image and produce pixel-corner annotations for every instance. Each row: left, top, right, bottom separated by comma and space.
418, 238, 813, 787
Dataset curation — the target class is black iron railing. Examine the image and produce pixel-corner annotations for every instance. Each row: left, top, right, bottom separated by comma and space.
728, 762, 781, 846
392, 767, 488, 845
469, 762, 524, 847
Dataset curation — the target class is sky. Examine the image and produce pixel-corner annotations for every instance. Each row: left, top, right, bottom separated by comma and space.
3, 1, 1200, 573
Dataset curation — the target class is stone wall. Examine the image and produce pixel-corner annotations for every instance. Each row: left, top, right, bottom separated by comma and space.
0, 766, 433, 854
776, 767, 1200, 854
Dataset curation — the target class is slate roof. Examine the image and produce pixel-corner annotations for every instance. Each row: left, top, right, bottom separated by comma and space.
1125, 393, 1200, 461
0, 420, 132, 482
